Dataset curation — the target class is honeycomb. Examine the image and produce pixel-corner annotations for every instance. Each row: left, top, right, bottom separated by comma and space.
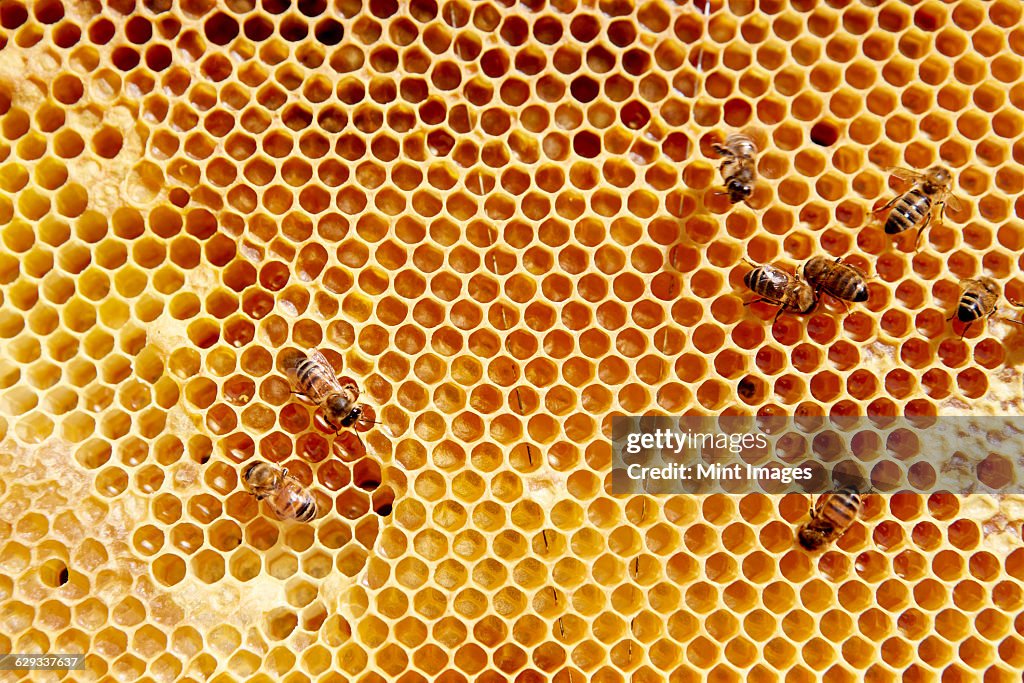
3, 0, 1024, 680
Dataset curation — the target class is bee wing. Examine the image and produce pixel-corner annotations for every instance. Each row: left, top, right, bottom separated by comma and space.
884, 166, 925, 184
284, 362, 314, 402
944, 193, 963, 212
739, 125, 768, 152
810, 493, 827, 519
286, 349, 344, 403
845, 261, 869, 278
957, 277, 979, 289
307, 349, 345, 393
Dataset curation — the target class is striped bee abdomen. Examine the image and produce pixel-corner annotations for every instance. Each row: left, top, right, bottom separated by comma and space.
885, 192, 931, 235
798, 487, 863, 551
295, 496, 317, 522
816, 489, 861, 528
958, 291, 986, 322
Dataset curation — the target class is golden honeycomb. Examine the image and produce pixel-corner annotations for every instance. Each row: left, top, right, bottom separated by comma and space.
3, 0, 1024, 680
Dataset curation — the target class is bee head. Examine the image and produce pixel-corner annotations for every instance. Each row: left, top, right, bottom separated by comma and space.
340, 405, 362, 428
726, 179, 753, 203
323, 393, 353, 430
803, 256, 826, 282
795, 286, 817, 313
797, 526, 827, 551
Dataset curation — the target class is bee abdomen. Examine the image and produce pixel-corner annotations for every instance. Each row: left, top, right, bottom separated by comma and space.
295, 359, 318, 384
958, 292, 984, 322
840, 274, 870, 303
820, 492, 861, 527
745, 267, 785, 300
885, 192, 930, 235
296, 497, 317, 522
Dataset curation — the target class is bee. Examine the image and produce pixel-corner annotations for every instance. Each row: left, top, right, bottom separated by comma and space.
285, 349, 386, 435
242, 462, 317, 522
949, 277, 1001, 337
875, 165, 962, 249
742, 260, 817, 319
712, 129, 764, 204
797, 486, 864, 551
803, 256, 869, 306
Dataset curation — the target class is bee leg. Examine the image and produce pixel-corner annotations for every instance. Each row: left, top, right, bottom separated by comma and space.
872, 194, 902, 215
810, 495, 823, 519
773, 307, 787, 322
1004, 300, 1024, 326
743, 298, 768, 306
960, 321, 973, 339
281, 467, 289, 478
913, 224, 930, 251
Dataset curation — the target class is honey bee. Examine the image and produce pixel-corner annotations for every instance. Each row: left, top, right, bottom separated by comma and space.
797, 486, 864, 551
949, 277, 1001, 337
742, 260, 817, 319
285, 349, 387, 435
242, 462, 317, 522
712, 129, 764, 204
803, 256, 869, 306
875, 165, 962, 249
